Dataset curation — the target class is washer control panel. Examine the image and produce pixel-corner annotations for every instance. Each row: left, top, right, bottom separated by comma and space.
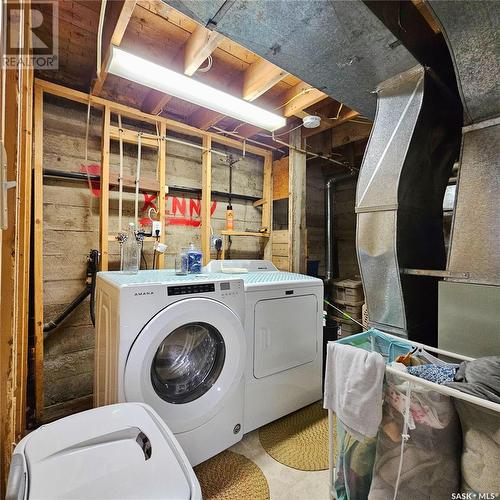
167, 283, 215, 296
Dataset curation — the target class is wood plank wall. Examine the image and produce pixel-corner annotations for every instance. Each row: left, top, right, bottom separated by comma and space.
41, 95, 265, 419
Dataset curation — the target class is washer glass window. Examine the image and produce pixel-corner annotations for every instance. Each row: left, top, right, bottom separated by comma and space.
151, 322, 226, 404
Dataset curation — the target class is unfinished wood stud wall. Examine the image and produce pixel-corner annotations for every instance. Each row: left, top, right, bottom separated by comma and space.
32, 79, 274, 419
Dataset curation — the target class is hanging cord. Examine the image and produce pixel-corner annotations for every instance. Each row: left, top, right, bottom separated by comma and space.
117, 114, 124, 232
393, 381, 412, 500
324, 299, 365, 328
134, 132, 143, 227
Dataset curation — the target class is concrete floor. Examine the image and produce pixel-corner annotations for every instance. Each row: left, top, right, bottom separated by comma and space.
230, 430, 330, 500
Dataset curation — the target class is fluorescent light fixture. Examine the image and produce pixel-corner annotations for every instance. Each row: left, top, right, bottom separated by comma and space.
107, 46, 287, 132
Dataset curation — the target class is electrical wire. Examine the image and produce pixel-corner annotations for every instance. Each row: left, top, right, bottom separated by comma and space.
274, 87, 314, 111
117, 114, 124, 232
134, 133, 142, 227
196, 55, 213, 73
257, 122, 303, 138
329, 103, 343, 120
96, 0, 107, 79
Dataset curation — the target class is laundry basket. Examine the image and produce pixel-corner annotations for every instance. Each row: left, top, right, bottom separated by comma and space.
327, 329, 500, 500
330, 330, 414, 500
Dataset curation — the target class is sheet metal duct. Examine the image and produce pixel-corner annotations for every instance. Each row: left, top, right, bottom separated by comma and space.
164, 0, 419, 118
356, 66, 461, 345
424, 2, 500, 286
427, 1, 499, 124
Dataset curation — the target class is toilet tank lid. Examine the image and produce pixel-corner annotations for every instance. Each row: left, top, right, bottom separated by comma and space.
11, 403, 201, 500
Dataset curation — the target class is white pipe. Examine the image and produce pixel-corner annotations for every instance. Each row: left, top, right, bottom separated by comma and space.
117, 114, 124, 232
164, 135, 229, 158
96, 0, 107, 79
134, 133, 142, 227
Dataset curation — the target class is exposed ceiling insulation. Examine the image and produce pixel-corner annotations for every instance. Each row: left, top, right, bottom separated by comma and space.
164, 0, 420, 118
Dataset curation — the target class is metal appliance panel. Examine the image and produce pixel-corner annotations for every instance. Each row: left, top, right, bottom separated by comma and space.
448, 122, 500, 285
439, 281, 500, 358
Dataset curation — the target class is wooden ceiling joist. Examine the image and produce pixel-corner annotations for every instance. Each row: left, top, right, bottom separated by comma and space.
242, 59, 288, 101
91, 0, 137, 95
142, 23, 224, 114
184, 25, 224, 76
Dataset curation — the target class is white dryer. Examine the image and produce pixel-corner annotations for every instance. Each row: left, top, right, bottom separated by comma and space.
204, 260, 323, 432
94, 270, 246, 466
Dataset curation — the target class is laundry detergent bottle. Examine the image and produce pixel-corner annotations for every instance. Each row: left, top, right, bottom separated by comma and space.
122, 222, 140, 274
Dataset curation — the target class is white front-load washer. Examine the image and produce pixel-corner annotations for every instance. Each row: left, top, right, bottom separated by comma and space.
94, 270, 246, 466
204, 260, 324, 432
7, 403, 201, 500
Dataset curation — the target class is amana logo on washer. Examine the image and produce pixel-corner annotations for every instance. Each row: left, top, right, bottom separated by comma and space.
134, 291, 155, 296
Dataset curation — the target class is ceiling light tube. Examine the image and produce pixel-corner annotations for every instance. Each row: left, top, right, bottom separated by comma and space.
107, 46, 287, 132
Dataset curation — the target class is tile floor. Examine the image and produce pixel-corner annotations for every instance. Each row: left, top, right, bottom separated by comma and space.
230, 430, 330, 500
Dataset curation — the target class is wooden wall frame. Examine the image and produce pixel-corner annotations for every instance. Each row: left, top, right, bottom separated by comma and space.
1, 2, 33, 493
32, 78, 273, 419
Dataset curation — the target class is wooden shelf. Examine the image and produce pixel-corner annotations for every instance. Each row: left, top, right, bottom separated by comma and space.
221, 230, 270, 238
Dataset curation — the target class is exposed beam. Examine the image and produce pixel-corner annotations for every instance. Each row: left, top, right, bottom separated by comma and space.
242, 59, 288, 101
288, 128, 307, 273
92, 0, 136, 95
184, 25, 224, 76
142, 25, 223, 115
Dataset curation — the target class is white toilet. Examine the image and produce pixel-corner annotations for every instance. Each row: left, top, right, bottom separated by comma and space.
6, 403, 202, 500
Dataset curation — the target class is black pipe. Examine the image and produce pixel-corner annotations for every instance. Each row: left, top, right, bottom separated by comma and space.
43, 249, 99, 337
43, 169, 260, 203
43, 286, 90, 336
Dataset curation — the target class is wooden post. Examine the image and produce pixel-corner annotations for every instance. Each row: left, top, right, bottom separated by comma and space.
262, 152, 273, 260
201, 135, 212, 265
158, 121, 166, 268
288, 128, 307, 273
16, 55, 34, 438
100, 107, 111, 270
1, 5, 34, 491
33, 86, 45, 421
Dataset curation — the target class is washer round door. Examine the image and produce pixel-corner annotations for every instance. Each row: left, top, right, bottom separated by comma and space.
124, 297, 245, 434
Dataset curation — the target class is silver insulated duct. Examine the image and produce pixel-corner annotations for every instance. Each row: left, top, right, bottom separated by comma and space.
356, 66, 461, 345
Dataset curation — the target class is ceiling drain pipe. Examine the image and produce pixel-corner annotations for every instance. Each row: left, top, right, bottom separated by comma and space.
325, 171, 357, 282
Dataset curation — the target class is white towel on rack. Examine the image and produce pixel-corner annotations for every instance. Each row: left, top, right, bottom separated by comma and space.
323, 342, 385, 441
